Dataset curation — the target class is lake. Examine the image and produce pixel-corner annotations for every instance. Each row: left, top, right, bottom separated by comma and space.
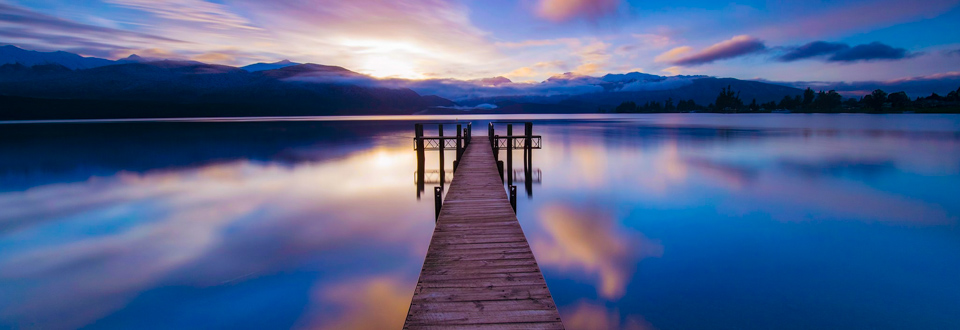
1, 114, 958, 329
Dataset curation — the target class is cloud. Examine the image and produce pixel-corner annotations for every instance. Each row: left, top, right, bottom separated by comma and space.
0, 2, 184, 56
104, 0, 260, 30
829, 42, 913, 62
661, 66, 683, 76
654, 46, 693, 63
667, 35, 766, 66
495, 38, 582, 49
191, 51, 237, 63
760, 0, 960, 40
780, 41, 915, 63
226, 0, 500, 75
778, 41, 849, 62
574, 62, 602, 75
2, 0, 506, 74
496, 37, 613, 81
536, 0, 621, 22
631, 33, 673, 49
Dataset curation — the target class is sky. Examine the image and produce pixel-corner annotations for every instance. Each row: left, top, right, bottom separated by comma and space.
1, 0, 959, 83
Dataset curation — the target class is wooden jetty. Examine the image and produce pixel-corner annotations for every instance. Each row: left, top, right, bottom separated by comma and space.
404, 125, 563, 329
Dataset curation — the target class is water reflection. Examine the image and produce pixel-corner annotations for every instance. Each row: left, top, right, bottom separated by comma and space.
531, 205, 662, 299
0, 122, 434, 329
306, 276, 411, 330
564, 301, 654, 330
520, 115, 960, 329
2, 115, 959, 330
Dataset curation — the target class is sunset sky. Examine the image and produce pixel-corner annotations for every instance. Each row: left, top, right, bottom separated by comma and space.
2, 0, 959, 82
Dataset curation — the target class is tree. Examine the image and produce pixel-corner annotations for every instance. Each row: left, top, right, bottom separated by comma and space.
778, 95, 797, 110
860, 94, 873, 109
749, 98, 759, 112
946, 87, 959, 102
866, 89, 888, 111
642, 101, 663, 112
714, 85, 743, 112
615, 101, 638, 113
677, 99, 701, 111
664, 98, 675, 111
802, 88, 816, 108
815, 90, 843, 111
887, 91, 910, 109
843, 98, 859, 109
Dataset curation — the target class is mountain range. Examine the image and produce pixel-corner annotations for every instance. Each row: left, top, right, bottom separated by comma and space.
0, 45, 831, 119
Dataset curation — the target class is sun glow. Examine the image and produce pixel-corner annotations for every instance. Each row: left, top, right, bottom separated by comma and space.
359, 55, 424, 79
339, 39, 430, 79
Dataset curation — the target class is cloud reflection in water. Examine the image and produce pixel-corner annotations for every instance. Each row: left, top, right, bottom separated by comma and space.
0, 146, 431, 329
532, 204, 663, 299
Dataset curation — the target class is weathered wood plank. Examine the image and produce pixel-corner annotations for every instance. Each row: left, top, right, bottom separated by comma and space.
408, 299, 558, 313
406, 310, 562, 324
404, 132, 563, 329
405, 323, 564, 330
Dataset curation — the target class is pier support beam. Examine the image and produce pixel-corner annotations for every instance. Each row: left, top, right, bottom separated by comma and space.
438, 124, 445, 186
507, 124, 513, 185
415, 124, 425, 199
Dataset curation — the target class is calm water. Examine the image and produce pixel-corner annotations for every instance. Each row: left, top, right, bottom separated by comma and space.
1, 114, 958, 329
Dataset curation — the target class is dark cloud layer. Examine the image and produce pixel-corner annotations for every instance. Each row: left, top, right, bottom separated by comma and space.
778, 41, 848, 61
779, 41, 914, 63
829, 42, 912, 62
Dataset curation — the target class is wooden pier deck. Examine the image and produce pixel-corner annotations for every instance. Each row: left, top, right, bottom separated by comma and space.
404, 133, 563, 329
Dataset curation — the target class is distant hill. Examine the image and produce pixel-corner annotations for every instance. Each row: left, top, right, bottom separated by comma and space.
0, 45, 828, 119
241, 60, 300, 72
0, 61, 453, 120
568, 77, 804, 106
0, 45, 115, 69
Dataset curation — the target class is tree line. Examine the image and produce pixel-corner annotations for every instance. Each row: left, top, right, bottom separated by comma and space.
613, 85, 960, 113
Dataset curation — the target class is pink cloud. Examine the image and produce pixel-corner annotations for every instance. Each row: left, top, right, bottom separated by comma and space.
669, 35, 765, 66
537, 0, 621, 22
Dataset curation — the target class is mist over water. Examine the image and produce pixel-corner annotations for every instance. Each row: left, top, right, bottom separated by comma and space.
1, 114, 958, 329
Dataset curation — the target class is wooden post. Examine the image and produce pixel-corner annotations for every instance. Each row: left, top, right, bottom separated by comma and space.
467, 123, 472, 146
506, 124, 513, 185
456, 124, 462, 171
497, 160, 504, 183
416, 124, 425, 199
493, 135, 499, 161
524, 122, 533, 197
509, 185, 517, 213
489, 123, 494, 149
434, 186, 442, 221
525, 122, 532, 168
438, 124, 445, 186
